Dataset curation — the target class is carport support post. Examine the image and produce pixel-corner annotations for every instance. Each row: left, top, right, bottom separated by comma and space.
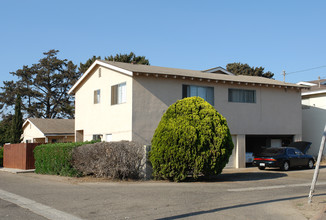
308, 123, 326, 204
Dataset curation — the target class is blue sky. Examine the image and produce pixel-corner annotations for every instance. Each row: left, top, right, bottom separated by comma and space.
1, 0, 325, 84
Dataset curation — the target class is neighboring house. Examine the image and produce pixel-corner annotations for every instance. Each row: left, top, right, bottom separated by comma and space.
68, 60, 305, 168
22, 118, 75, 144
297, 79, 326, 157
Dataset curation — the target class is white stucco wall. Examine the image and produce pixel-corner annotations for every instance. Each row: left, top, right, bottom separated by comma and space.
22, 122, 45, 143
302, 94, 326, 156
74, 65, 133, 142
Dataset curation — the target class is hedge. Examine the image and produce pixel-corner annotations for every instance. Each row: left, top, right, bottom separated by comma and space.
72, 141, 144, 180
34, 141, 97, 176
150, 97, 234, 182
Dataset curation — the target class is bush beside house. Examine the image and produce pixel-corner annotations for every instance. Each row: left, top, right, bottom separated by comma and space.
72, 141, 144, 180
34, 142, 95, 176
34, 140, 145, 180
150, 97, 234, 182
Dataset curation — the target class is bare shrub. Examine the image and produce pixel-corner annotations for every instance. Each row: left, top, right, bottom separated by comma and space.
72, 141, 144, 180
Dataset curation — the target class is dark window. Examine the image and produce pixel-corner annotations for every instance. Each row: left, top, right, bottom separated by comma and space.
260, 148, 285, 156
182, 85, 214, 105
287, 149, 295, 155
294, 149, 303, 155
228, 88, 256, 103
93, 134, 101, 141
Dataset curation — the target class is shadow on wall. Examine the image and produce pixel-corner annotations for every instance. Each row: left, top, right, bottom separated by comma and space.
134, 76, 179, 107
302, 105, 326, 157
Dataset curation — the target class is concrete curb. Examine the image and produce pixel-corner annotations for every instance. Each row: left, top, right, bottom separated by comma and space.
0, 167, 35, 174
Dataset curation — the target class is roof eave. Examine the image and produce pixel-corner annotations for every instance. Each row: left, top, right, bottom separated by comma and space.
43, 133, 75, 136
302, 89, 326, 96
133, 72, 304, 89
68, 60, 133, 95
23, 119, 45, 136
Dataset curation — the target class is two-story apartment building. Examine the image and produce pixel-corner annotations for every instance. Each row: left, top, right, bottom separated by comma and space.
69, 60, 304, 168
298, 79, 326, 157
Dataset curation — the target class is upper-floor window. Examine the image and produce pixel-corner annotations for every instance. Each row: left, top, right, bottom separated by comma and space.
228, 88, 256, 103
94, 89, 100, 104
182, 84, 214, 105
111, 82, 126, 105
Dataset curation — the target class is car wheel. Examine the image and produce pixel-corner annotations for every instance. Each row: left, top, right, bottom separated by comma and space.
281, 161, 290, 171
258, 166, 265, 170
308, 159, 314, 169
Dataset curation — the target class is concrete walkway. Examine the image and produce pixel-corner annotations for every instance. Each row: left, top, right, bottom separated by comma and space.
0, 167, 35, 174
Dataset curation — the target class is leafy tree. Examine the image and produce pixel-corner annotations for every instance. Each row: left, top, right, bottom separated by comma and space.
0, 114, 13, 146
149, 97, 234, 182
0, 50, 81, 119
79, 52, 149, 74
11, 94, 23, 143
226, 62, 274, 79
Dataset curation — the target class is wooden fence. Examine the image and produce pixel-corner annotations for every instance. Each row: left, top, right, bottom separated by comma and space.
3, 143, 41, 169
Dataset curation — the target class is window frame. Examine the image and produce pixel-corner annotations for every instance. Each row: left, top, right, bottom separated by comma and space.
111, 82, 127, 105
182, 84, 214, 106
94, 89, 101, 104
92, 134, 102, 141
228, 88, 256, 103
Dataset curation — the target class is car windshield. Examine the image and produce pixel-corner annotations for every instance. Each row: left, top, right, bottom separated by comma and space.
259, 148, 285, 156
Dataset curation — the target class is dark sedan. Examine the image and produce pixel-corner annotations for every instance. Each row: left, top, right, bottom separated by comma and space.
253, 142, 314, 171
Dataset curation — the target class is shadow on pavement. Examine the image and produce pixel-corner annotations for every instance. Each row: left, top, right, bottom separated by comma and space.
156, 193, 326, 220
184, 172, 287, 182
256, 165, 326, 173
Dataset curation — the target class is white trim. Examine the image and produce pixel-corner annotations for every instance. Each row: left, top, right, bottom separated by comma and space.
297, 81, 317, 86
0, 189, 82, 220
68, 60, 133, 94
203, 66, 235, 75
302, 89, 326, 96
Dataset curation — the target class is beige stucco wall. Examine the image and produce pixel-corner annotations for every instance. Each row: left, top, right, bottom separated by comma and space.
132, 75, 302, 168
302, 94, 326, 156
22, 122, 45, 143
74, 65, 133, 142
132, 75, 302, 145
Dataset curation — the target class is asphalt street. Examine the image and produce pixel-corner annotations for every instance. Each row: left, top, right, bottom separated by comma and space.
0, 167, 326, 220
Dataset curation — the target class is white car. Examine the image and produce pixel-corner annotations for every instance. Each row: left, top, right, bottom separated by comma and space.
246, 152, 254, 163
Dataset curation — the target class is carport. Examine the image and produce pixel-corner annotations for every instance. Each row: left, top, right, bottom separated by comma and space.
245, 135, 294, 167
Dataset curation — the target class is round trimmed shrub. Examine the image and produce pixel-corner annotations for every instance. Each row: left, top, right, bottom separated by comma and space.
149, 97, 234, 182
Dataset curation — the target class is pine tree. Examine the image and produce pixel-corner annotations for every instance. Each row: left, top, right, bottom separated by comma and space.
79, 52, 150, 74
11, 94, 23, 143
0, 50, 81, 119
226, 62, 274, 79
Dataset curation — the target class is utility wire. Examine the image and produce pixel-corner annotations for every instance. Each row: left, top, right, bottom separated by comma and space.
286, 65, 326, 75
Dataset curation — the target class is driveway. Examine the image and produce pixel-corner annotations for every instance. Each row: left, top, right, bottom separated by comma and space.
0, 167, 326, 219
